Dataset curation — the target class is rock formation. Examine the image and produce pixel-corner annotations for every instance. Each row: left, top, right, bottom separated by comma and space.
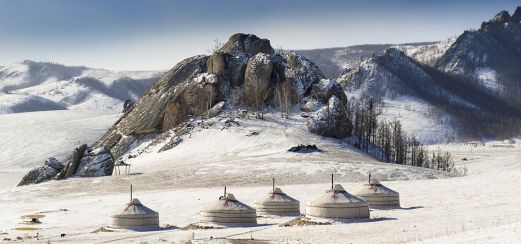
19, 33, 333, 185
91, 33, 324, 160
18, 157, 64, 186
307, 96, 351, 139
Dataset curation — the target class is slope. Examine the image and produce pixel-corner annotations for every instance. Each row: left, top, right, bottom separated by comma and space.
338, 48, 521, 142
0, 60, 161, 113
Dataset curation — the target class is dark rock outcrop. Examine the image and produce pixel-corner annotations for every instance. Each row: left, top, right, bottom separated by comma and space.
307, 96, 351, 139
287, 144, 322, 153
18, 157, 64, 186
221, 33, 274, 56
63, 144, 88, 178
513, 7, 521, 21
490, 10, 512, 24
74, 147, 114, 177
244, 53, 274, 106
122, 99, 134, 113
309, 79, 347, 105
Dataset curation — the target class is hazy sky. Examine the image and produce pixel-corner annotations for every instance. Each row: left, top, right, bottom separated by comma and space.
0, 0, 518, 70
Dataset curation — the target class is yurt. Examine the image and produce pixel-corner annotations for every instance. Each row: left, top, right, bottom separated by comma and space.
355, 175, 400, 208
254, 180, 300, 216
200, 188, 257, 224
306, 176, 369, 219
110, 198, 160, 230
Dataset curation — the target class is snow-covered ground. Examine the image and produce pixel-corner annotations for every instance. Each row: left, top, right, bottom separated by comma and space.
0, 110, 120, 172
0, 110, 520, 243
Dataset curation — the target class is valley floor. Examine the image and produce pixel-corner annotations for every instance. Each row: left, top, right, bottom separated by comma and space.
0, 110, 520, 243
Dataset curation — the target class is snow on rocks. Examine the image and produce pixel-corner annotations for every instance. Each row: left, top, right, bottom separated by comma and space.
309, 79, 347, 104
307, 96, 351, 139
193, 73, 218, 84
74, 147, 114, 177
17, 157, 64, 186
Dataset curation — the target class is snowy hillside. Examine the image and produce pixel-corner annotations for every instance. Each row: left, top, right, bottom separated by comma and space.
295, 42, 444, 78
0, 60, 161, 113
395, 37, 457, 66
338, 47, 521, 142
338, 49, 459, 143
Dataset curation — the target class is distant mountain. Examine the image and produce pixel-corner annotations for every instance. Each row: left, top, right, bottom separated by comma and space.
0, 60, 162, 114
338, 7, 521, 141
435, 7, 521, 105
294, 40, 455, 78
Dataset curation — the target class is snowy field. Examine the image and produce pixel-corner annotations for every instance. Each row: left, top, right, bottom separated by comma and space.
0, 110, 120, 172
0, 110, 520, 243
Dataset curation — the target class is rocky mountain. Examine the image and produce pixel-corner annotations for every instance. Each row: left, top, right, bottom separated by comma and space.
294, 40, 455, 79
19, 33, 347, 185
435, 7, 521, 104
338, 7, 521, 141
0, 60, 161, 114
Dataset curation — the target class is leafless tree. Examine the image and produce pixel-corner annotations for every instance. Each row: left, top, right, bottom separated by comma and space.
208, 38, 224, 54
274, 81, 293, 119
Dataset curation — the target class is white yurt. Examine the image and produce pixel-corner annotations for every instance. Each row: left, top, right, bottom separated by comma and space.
254, 185, 300, 216
306, 183, 369, 219
200, 189, 257, 224
355, 175, 400, 208
110, 198, 159, 230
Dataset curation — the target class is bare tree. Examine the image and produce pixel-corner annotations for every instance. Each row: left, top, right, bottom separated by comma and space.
206, 87, 213, 119
208, 38, 224, 54
274, 81, 293, 119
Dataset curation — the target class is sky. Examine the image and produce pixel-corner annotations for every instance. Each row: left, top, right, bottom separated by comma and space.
0, 0, 519, 71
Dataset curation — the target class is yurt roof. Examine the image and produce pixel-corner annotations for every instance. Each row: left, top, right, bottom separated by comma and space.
202, 193, 255, 212
111, 198, 159, 217
254, 187, 299, 204
356, 182, 399, 196
307, 184, 367, 207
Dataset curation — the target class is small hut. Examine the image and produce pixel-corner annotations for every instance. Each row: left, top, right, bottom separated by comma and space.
305, 175, 369, 219
200, 187, 256, 224
355, 174, 400, 208
254, 179, 300, 216
110, 185, 159, 230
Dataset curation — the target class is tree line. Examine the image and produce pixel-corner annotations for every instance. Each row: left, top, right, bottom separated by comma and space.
345, 98, 455, 172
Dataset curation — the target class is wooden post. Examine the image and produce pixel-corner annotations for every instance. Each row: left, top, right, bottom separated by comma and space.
369, 173, 371, 184
130, 185, 133, 201
272, 178, 275, 192
224, 186, 227, 197
331, 174, 334, 190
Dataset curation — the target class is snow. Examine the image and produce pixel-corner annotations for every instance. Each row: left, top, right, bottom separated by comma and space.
397, 37, 457, 65
475, 67, 500, 92
0, 60, 160, 113
378, 96, 457, 144
0, 110, 120, 171
315, 78, 337, 90
0, 111, 520, 243
342, 58, 459, 144
193, 72, 218, 84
